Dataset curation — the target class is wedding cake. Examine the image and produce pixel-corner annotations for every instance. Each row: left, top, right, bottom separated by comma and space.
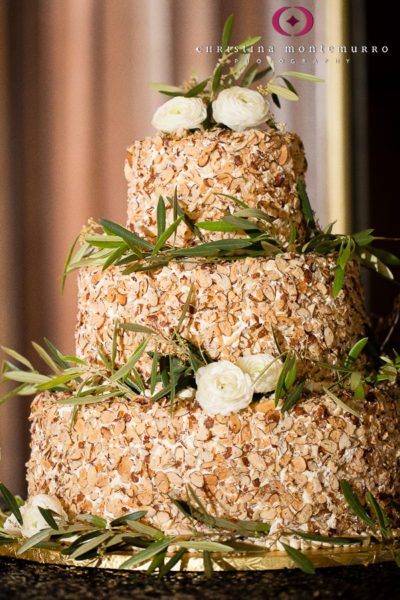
26, 122, 399, 541
3, 18, 400, 558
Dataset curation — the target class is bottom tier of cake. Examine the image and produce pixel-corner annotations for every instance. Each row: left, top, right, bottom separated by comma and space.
26, 387, 400, 539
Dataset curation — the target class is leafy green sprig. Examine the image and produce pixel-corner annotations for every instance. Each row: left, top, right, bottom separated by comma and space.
271, 332, 400, 417
171, 485, 271, 539
2, 322, 399, 422
1, 481, 397, 575
296, 180, 400, 297
63, 183, 400, 300
150, 13, 323, 130
1, 338, 142, 410
0, 288, 211, 414
364, 350, 400, 386
63, 193, 284, 285
340, 481, 400, 566
0, 482, 233, 574
271, 340, 365, 418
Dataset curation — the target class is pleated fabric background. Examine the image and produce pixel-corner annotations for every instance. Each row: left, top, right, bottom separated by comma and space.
0, 0, 329, 492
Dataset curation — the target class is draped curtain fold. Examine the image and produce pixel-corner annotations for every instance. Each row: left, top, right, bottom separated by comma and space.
0, 0, 330, 492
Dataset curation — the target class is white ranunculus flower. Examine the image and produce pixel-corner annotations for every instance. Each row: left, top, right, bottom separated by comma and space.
3, 494, 67, 538
21, 494, 67, 538
212, 86, 270, 131
235, 354, 283, 394
195, 360, 254, 416
2, 494, 68, 538
151, 96, 207, 133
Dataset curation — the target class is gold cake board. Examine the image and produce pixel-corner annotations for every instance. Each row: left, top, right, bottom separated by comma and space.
0, 542, 398, 571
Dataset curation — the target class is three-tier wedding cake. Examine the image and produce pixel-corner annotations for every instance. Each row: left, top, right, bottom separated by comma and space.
25, 127, 400, 541
3, 17, 400, 556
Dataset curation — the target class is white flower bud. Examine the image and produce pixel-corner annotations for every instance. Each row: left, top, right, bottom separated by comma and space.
151, 96, 207, 133
235, 354, 283, 394
195, 360, 253, 416
175, 387, 196, 401
212, 86, 269, 131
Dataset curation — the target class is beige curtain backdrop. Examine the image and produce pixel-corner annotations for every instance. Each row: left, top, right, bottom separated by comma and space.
0, 0, 339, 493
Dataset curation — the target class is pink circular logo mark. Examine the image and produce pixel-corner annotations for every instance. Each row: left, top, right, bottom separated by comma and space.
272, 6, 314, 37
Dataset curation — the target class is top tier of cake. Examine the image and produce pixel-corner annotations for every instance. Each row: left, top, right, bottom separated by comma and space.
125, 128, 308, 246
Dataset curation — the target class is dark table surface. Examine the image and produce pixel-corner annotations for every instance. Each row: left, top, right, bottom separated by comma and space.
1, 557, 400, 600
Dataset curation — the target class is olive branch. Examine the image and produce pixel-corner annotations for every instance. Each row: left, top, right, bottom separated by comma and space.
1, 481, 399, 576
0, 286, 213, 416
63, 183, 400, 300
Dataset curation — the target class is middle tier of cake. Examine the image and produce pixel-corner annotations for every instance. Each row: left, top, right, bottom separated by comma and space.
75, 253, 366, 381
